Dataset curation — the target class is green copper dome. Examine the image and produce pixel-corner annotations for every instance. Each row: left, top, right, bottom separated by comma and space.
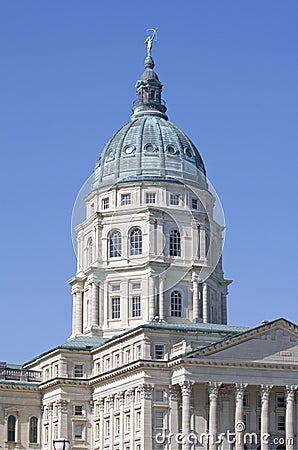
92, 50, 206, 191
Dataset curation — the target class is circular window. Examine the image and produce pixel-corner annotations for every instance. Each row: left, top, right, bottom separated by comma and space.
166, 145, 176, 155
124, 145, 135, 155
144, 143, 157, 153
184, 147, 193, 158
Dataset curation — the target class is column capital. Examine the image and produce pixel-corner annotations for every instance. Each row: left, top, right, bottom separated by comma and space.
56, 400, 69, 413
140, 384, 153, 399
285, 385, 298, 401
128, 388, 135, 402
108, 394, 114, 409
235, 383, 248, 400
260, 384, 273, 401
208, 381, 222, 400
180, 380, 193, 396
99, 398, 104, 412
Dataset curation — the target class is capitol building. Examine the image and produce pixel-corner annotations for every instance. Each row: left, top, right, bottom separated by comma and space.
1, 37, 298, 450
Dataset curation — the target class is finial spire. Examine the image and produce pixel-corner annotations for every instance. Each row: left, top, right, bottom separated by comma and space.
144, 28, 158, 57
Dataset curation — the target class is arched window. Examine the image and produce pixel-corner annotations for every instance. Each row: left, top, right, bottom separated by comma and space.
109, 231, 121, 258
7, 415, 16, 442
29, 417, 38, 443
171, 291, 182, 317
169, 229, 181, 256
130, 228, 142, 255
87, 238, 93, 265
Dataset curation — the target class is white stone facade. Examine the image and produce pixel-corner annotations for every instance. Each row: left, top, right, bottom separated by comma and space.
0, 46, 297, 450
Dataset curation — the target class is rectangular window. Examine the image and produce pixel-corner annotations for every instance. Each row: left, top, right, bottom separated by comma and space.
155, 411, 165, 429
277, 395, 285, 408
136, 411, 141, 430
54, 423, 58, 440
277, 415, 285, 432
125, 414, 130, 432
243, 393, 248, 407
74, 424, 84, 439
74, 364, 84, 378
112, 297, 120, 319
105, 420, 110, 437
126, 349, 131, 364
132, 296, 141, 317
135, 390, 141, 403
136, 345, 142, 359
121, 193, 131, 205
102, 197, 110, 209
115, 417, 120, 435
154, 345, 165, 359
170, 193, 180, 205
115, 354, 120, 367
74, 405, 83, 416
155, 390, 165, 402
95, 422, 100, 440
146, 192, 156, 204
44, 426, 49, 444
105, 358, 111, 371
192, 198, 198, 209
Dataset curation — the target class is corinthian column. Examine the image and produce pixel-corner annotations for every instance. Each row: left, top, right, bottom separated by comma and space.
285, 385, 297, 450
140, 384, 153, 450
148, 274, 155, 320
159, 276, 165, 320
208, 382, 222, 450
180, 380, 193, 450
108, 395, 114, 450
202, 283, 208, 323
235, 383, 247, 450
261, 384, 272, 450
192, 273, 199, 320
91, 282, 99, 327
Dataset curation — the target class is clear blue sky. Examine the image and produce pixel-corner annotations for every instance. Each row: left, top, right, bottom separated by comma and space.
1, 1, 297, 363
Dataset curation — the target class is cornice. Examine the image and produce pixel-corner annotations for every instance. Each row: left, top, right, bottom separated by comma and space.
168, 357, 298, 371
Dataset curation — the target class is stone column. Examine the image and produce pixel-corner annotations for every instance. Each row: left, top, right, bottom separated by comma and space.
180, 380, 193, 450
261, 385, 272, 450
91, 282, 99, 327
235, 383, 247, 450
140, 384, 153, 450
169, 386, 179, 450
48, 403, 53, 448
109, 395, 114, 450
75, 290, 83, 334
72, 292, 77, 336
99, 399, 104, 450
285, 385, 297, 450
208, 382, 222, 450
149, 274, 155, 320
57, 400, 69, 439
119, 392, 125, 450
202, 283, 208, 323
200, 225, 206, 260
192, 273, 199, 320
159, 276, 165, 320
129, 388, 135, 449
